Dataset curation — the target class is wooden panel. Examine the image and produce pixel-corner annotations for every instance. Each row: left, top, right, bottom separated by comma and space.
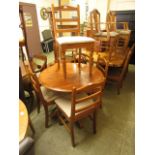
19, 2, 42, 58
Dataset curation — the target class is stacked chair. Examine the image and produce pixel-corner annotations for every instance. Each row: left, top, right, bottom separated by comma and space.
51, 4, 95, 78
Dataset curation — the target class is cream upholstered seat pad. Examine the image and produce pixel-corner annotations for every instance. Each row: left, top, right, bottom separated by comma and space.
116, 29, 131, 35
95, 31, 118, 37
55, 93, 94, 118
56, 36, 95, 45
40, 86, 59, 103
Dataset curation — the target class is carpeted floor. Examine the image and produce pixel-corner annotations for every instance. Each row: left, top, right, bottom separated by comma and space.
28, 51, 135, 155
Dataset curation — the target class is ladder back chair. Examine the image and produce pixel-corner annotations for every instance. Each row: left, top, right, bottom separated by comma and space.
51, 4, 95, 79
90, 9, 118, 54
89, 9, 110, 52
107, 43, 135, 94
96, 55, 109, 81
106, 11, 131, 53
89, 9, 119, 62
55, 81, 104, 147
27, 66, 58, 128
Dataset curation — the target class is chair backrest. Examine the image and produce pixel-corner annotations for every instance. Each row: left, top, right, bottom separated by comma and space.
27, 67, 46, 105
106, 11, 129, 31
42, 29, 53, 41
90, 9, 101, 33
71, 81, 103, 120
120, 43, 135, 79
89, 9, 110, 35
96, 56, 109, 80
89, 9, 110, 53
51, 4, 81, 38
106, 11, 117, 31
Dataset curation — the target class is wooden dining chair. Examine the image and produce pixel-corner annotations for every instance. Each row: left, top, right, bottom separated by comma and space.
51, 4, 95, 79
27, 67, 58, 128
106, 11, 131, 53
55, 81, 103, 147
107, 43, 135, 94
96, 55, 109, 81
19, 32, 47, 74
89, 9, 119, 54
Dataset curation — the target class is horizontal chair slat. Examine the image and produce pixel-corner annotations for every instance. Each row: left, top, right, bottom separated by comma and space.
75, 101, 99, 113
56, 29, 79, 33
76, 91, 101, 104
55, 18, 79, 22
54, 6, 78, 11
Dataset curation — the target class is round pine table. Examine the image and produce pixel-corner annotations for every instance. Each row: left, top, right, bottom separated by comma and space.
39, 63, 105, 92
19, 99, 28, 142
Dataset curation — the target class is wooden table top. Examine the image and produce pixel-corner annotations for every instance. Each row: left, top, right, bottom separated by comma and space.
19, 99, 28, 142
39, 63, 105, 92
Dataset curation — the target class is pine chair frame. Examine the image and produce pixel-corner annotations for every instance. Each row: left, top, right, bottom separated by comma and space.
89, 9, 110, 52
51, 4, 95, 79
107, 43, 135, 94
28, 68, 56, 128
106, 11, 129, 32
56, 81, 103, 147
106, 11, 131, 53
96, 55, 109, 81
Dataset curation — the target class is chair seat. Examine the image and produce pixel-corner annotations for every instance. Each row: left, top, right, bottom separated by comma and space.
116, 29, 131, 35
55, 93, 93, 118
87, 51, 125, 67
40, 86, 59, 103
19, 137, 34, 155
95, 31, 119, 37
56, 36, 95, 45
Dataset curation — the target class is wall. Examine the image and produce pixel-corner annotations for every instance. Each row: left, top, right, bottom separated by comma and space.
86, 0, 108, 22
109, 0, 135, 11
71, 0, 108, 23
19, 0, 135, 42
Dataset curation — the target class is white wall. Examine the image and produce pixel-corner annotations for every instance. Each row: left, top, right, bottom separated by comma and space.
20, 0, 135, 41
71, 0, 108, 23
109, 0, 135, 11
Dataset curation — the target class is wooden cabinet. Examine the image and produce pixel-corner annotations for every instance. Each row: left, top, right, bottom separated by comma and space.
19, 2, 42, 59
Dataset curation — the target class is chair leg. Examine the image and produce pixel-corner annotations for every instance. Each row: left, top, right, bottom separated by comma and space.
29, 117, 35, 134
57, 109, 63, 125
117, 86, 120, 95
117, 82, 121, 95
99, 101, 102, 109
44, 106, 49, 128
93, 111, 96, 134
29, 91, 34, 112
70, 122, 75, 147
36, 95, 40, 113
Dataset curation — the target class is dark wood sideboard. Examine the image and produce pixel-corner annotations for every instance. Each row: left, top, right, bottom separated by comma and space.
112, 10, 135, 64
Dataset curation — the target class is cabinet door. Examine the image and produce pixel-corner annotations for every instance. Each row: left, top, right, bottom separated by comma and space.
19, 2, 42, 58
